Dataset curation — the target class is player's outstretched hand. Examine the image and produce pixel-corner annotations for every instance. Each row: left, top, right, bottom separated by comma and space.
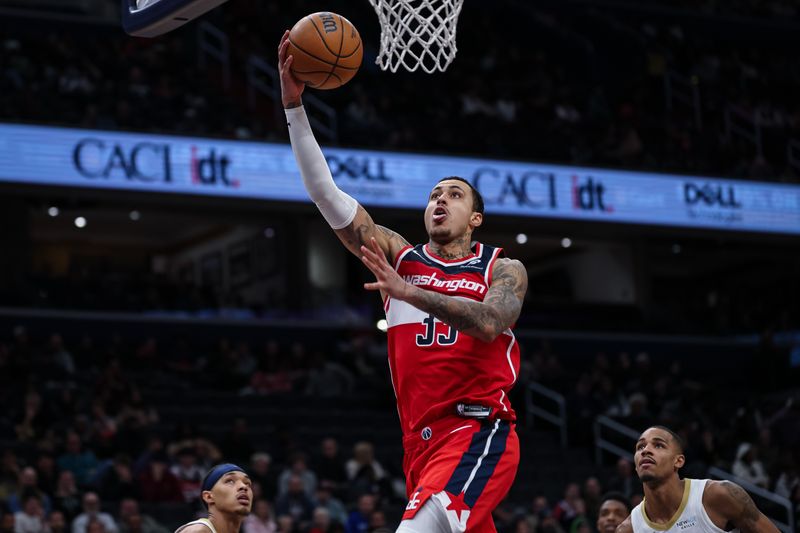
278, 30, 304, 108
361, 238, 412, 300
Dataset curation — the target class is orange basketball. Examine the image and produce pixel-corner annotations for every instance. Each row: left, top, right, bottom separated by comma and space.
287, 12, 363, 90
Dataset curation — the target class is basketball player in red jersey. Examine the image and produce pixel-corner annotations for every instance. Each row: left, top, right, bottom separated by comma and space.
279, 32, 528, 533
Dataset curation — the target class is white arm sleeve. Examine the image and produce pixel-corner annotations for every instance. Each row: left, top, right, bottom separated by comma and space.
285, 106, 358, 229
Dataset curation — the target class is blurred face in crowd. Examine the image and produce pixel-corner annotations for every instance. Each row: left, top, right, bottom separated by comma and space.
48, 512, 66, 532
204, 471, 252, 516
37, 456, 55, 476
253, 500, 271, 520
125, 514, 143, 533
596, 499, 629, 533
1, 513, 15, 532
357, 494, 376, 516
86, 520, 105, 533
276, 515, 293, 532
354, 442, 374, 464
532, 496, 549, 515
287, 475, 305, 496
83, 493, 101, 514
23, 496, 43, 517
312, 508, 331, 529
515, 519, 534, 533
58, 471, 76, 493
369, 510, 386, 528
119, 499, 139, 519
19, 467, 37, 487
66, 433, 82, 454
634, 427, 684, 484
179, 453, 196, 468
321, 438, 338, 458
251, 455, 270, 475
290, 457, 307, 473
616, 458, 632, 478
584, 477, 601, 498
564, 483, 580, 501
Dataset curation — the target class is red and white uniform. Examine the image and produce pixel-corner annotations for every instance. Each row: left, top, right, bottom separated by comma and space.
386, 242, 520, 435
386, 242, 521, 532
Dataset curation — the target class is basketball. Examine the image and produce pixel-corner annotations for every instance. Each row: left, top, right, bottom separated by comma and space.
287, 12, 363, 90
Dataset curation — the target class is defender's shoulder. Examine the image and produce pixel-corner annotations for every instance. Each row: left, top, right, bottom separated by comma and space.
176, 524, 212, 533
615, 515, 634, 533
703, 479, 736, 507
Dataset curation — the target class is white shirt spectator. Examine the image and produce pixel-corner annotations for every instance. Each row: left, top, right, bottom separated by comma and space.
14, 511, 46, 533
731, 443, 769, 489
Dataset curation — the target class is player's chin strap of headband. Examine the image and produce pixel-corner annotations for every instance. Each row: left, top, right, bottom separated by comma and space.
285, 105, 358, 230
201, 463, 245, 493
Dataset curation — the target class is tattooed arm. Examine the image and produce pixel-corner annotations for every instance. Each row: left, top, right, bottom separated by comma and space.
360, 238, 527, 343
703, 480, 779, 533
335, 205, 410, 264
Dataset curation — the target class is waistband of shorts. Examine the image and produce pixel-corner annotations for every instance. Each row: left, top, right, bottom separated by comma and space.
402, 415, 478, 449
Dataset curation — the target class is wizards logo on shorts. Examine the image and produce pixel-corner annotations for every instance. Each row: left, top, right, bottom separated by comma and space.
406, 487, 423, 511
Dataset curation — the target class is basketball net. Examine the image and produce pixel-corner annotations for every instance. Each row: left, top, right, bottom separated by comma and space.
368, 0, 464, 73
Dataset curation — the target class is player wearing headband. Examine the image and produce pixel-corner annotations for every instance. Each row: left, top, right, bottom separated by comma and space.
175, 464, 252, 533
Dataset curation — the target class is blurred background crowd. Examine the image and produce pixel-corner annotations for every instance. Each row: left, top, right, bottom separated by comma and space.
0, 0, 799, 531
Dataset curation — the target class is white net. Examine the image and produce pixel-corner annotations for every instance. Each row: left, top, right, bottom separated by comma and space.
368, 0, 465, 73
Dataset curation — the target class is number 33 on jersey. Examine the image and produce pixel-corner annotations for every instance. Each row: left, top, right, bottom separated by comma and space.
385, 243, 520, 435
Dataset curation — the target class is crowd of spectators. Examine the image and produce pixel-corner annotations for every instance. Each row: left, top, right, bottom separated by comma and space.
1, 0, 799, 182
0, 325, 407, 533
523, 341, 800, 516
2, 324, 799, 532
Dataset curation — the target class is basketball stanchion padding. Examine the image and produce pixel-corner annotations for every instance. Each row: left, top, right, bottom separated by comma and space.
122, 0, 229, 37
368, 0, 465, 73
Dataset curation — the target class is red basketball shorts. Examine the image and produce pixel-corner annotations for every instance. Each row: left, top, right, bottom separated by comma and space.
401, 416, 520, 532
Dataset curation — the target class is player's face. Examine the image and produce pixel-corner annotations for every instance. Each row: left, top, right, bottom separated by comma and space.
424, 180, 482, 243
205, 471, 252, 516
596, 500, 628, 533
634, 428, 684, 483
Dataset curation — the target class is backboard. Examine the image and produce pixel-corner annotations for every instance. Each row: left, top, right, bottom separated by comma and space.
121, 0, 229, 37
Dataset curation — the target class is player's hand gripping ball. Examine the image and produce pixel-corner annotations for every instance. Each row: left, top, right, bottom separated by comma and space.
287, 12, 363, 90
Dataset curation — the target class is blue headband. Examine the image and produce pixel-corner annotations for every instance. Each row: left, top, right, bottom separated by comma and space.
201, 463, 245, 493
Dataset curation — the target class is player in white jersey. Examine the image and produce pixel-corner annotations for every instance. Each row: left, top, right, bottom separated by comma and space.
616, 426, 778, 533
175, 464, 252, 533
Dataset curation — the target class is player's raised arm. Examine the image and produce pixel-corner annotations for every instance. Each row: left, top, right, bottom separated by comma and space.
704, 480, 780, 533
278, 31, 408, 263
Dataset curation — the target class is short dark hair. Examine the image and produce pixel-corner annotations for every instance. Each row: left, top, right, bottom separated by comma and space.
599, 491, 631, 512
436, 176, 484, 214
643, 425, 686, 454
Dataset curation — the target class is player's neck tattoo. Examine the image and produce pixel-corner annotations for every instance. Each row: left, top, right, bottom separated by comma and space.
430, 235, 472, 259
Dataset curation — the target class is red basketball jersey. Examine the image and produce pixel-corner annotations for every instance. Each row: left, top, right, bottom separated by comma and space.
385, 242, 521, 436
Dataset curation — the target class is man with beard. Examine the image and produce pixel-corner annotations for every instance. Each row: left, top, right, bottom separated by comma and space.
616, 426, 778, 533
175, 464, 252, 533
597, 492, 629, 533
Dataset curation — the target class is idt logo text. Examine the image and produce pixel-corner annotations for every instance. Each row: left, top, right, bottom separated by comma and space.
572, 175, 613, 212
191, 146, 238, 187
